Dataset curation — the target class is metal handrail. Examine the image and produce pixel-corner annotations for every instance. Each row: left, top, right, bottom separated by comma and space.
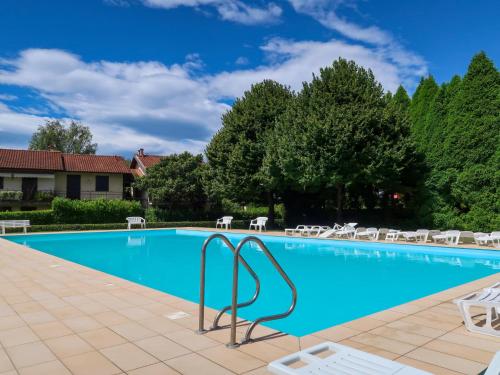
197, 233, 260, 334
227, 236, 298, 348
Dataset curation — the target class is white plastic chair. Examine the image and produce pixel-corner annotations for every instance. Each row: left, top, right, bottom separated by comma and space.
216, 216, 233, 230
354, 227, 380, 241
268, 342, 431, 375
126, 217, 146, 230
454, 282, 500, 337
0, 220, 31, 234
285, 225, 308, 236
249, 217, 268, 232
432, 230, 460, 245
476, 232, 500, 247
485, 351, 500, 375
403, 229, 430, 242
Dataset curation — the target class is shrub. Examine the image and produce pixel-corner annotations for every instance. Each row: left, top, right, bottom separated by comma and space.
52, 198, 143, 224
0, 219, 284, 233
34, 191, 55, 202
0, 210, 54, 225
0, 191, 23, 201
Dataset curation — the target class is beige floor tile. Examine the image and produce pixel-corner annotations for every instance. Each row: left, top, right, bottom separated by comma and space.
138, 316, 183, 334
45, 334, 94, 358
0, 326, 39, 347
350, 333, 416, 355
242, 366, 273, 375
63, 315, 102, 333
314, 325, 361, 342
12, 301, 44, 314
368, 309, 407, 322
439, 332, 500, 353
400, 315, 458, 331
199, 345, 265, 374
6, 341, 56, 369
134, 335, 190, 361
369, 326, 433, 346
100, 343, 158, 371
49, 305, 84, 320
127, 362, 180, 375
424, 339, 494, 364
18, 360, 71, 375
386, 319, 447, 338
93, 311, 130, 326
109, 322, 156, 341
397, 356, 463, 375
0, 315, 26, 331
165, 328, 220, 351
344, 317, 386, 331
0, 349, 15, 373
117, 307, 155, 321
405, 347, 486, 374
62, 351, 122, 375
339, 339, 400, 360
80, 327, 128, 349
30, 321, 73, 340
19, 310, 56, 325
237, 341, 290, 363
166, 353, 235, 375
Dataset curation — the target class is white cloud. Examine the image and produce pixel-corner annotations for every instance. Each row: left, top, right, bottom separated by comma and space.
141, 0, 282, 25
0, 37, 426, 154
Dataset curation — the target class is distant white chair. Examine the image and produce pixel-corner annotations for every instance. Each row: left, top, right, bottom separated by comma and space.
268, 341, 431, 375
384, 229, 402, 241
403, 229, 430, 242
126, 217, 146, 230
432, 230, 460, 245
216, 216, 233, 230
454, 282, 500, 337
475, 232, 500, 247
249, 217, 268, 232
0, 220, 30, 235
319, 223, 357, 238
285, 225, 309, 236
354, 227, 380, 241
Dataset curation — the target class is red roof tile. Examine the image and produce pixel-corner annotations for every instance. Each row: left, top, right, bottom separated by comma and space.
137, 155, 163, 169
62, 154, 131, 174
0, 149, 64, 171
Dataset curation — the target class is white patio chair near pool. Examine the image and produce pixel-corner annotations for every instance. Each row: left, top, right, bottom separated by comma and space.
285, 225, 307, 236
249, 216, 268, 232
475, 232, 500, 248
216, 216, 233, 230
268, 341, 431, 375
126, 217, 146, 230
354, 227, 380, 241
384, 229, 402, 241
317, 223, 344, 238
0, 220, 30, 235
301, 225, 332, 237
454, 282, 500, 337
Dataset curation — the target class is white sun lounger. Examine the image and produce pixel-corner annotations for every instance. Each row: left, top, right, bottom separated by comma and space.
432, 230, 460, 245
476, 232, 500, 247
354, 227, 380, 241
454, 282, 500, 337
268, 342, 431, 375
485, 351, 500, 375
403, 229, 430, 242
285, 225, 308, 236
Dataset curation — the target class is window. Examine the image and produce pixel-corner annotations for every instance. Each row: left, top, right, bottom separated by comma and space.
95, 175, 109, 192
0, 176, 3, 189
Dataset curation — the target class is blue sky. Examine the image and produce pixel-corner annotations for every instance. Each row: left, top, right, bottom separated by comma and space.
0, 0, 498, 156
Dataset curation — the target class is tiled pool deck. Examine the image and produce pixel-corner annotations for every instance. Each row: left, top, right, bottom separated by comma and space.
0, 228, 498, 374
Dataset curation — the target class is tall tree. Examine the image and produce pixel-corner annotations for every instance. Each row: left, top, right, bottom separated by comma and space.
205, 80, 293, 224
133, 152, 206, 210
270, 58, 421, 222
29, 120, 97, 154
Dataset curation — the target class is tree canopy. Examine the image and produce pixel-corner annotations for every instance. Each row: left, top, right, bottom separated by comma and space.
29, 120, 97, 154
267, 58, 422, 221
205, 79, 293, 222
133, 152, 206, 210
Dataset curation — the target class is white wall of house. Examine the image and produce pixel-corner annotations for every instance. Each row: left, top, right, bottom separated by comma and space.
0, 175, 55, 191
55, 172, 123, 199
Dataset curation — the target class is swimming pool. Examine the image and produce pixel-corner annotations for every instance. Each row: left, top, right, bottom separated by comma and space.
3, 229, 500, 336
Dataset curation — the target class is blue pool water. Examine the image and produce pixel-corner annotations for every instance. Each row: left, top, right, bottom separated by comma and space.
3, 229, 500, 336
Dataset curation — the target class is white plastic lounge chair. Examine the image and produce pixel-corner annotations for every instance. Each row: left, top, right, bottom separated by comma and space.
432, 230, 460, 245
0, 220, 30, 234
126, 217, 146, 230
485, 351, 500, 375
249, 217, 268, 232
334, 223, 358, 239
354, 227, 380, 241
318, 223, 344, 238
384, 229, 402, 241
268, 342, 431, 375
301, 225, 332, 237
454, 282, 500, 337
403, 229, 430, 242
285, 225, 307, 236
476, 232, 500, 248
216, 216, 233, 230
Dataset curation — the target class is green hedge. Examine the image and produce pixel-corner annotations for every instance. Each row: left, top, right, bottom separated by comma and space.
0, 191, 23, 201
0, 219, 284, 234
0, 210, 55, 225
51, 198, 143, 224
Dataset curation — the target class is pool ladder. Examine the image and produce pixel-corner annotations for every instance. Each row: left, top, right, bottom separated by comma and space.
196, 234, 297, 348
